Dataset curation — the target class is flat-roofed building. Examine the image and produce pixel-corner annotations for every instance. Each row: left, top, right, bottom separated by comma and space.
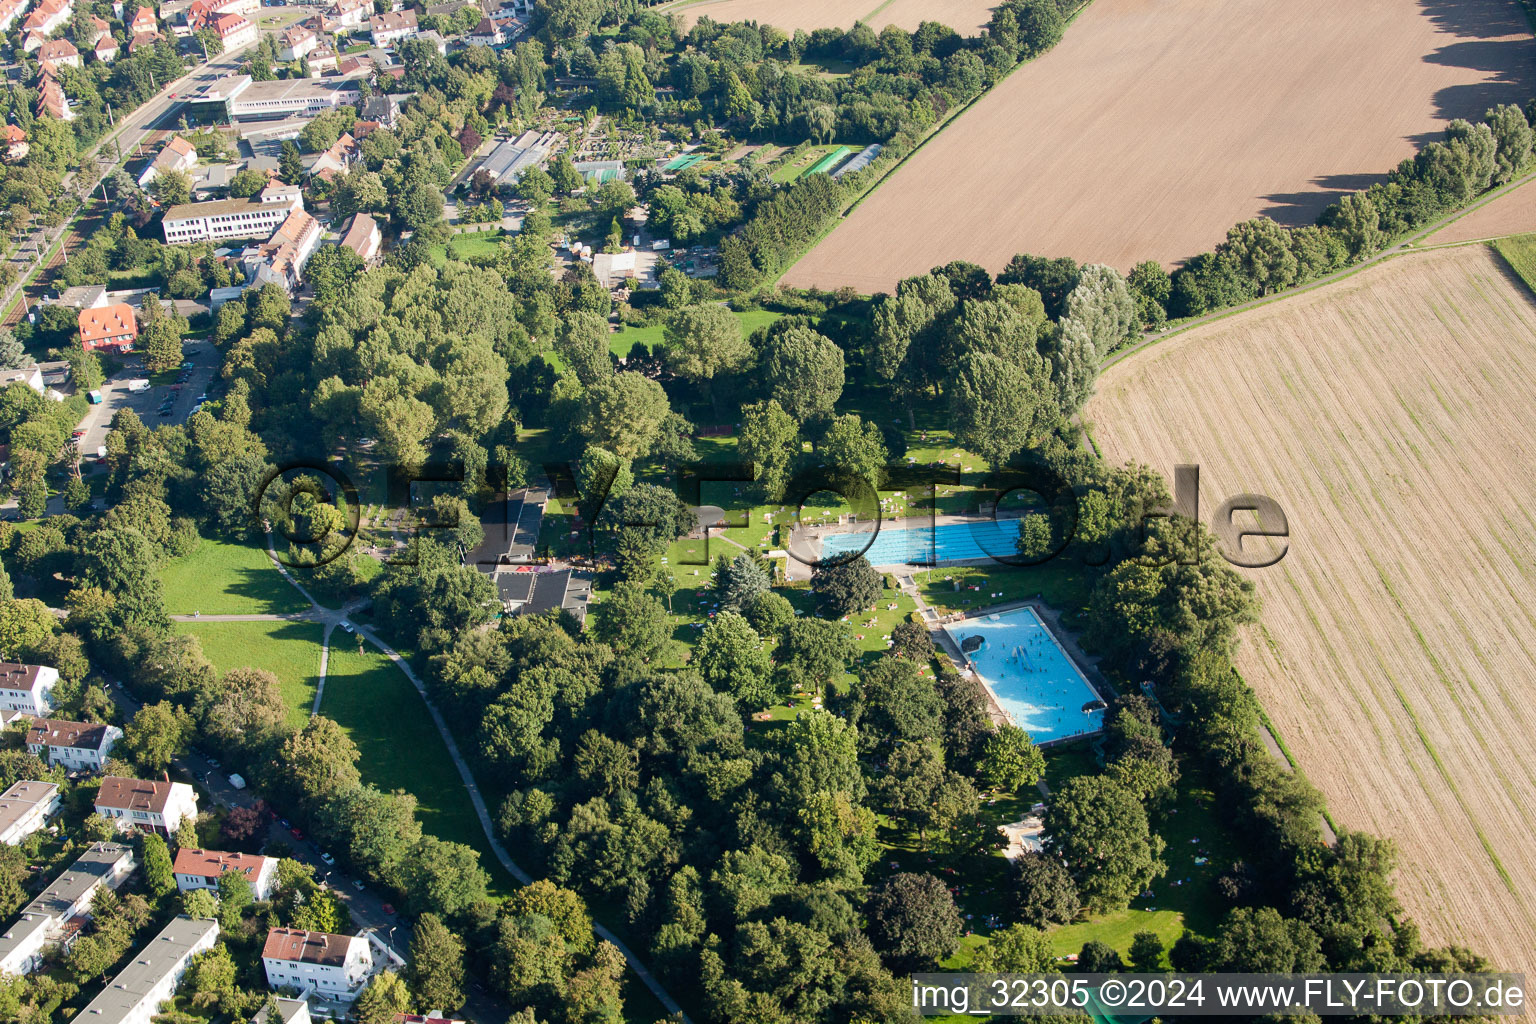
0, 365, 44, 395
26, 718, 123, 771
0, 663, 57, 716
76, 915, 218, 1024
255, 997, 311, 1024
182, 75, 363, 125
0, 781, 61, 845
162, 184, 304, 245
174, 848, 276, 900
0, 842, 134, 974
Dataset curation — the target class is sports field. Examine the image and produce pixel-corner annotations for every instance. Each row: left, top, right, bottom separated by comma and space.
666, 0, 998, 35
785, 0, 1536, 293
1087, 246, 1536, 976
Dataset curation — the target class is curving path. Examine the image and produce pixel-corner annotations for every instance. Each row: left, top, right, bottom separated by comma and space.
257, 530, 694, 1023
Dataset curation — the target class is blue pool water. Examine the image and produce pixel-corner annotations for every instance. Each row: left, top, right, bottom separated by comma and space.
819, 519, 1020, 566
943, 608, 1105, 743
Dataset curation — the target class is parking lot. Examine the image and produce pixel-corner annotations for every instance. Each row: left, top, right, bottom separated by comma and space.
75, 338, 221, 460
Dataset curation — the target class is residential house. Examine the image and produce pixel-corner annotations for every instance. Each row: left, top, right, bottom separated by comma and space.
339, 213, 380, 262
490, 567, 590, 624
77, 302, 138, 351
368, 8, 415, 45
466, 16, 499, 45
161, 181, 303, 244
0, 842, 134, 975
94, 776, 199, 835
26, 718, 124, 771
262, 928, 374, 1001
36, 38, 80, 72
359, 92, 402, 126
304, 45, 337, 73
86, 14, 111, 46
239, 207, 319, 292
173, 848, 276, 900
0, 663, 57, 716
278, 21, 317, 61
2, 124, 26, 162
137, 134, 197, 187
308, 131, 358, 180
321, 0, 368, 31
211, 12, 256, 50
128, 29, 160, 52
36, 74, 71, 121
21, 0, 72, 37
57, 283, 108, 308
0, 0, 24, 34
0, 781, 61, 845
127, 3, 155, 34
414, 27, 444, 53
0, 365, 43, 394
94, 32, 119, 61
75, 916, 218, 1024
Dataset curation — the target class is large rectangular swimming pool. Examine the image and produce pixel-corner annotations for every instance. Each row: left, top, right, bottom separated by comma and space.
819, 518, 1021, 566
942, 607, 1105, 744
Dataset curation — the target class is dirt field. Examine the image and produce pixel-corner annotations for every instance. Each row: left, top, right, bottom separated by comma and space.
1087, 246, 1536, 977
666, 0, 997, 35
783, 0, 1536, 294
1424, 178, 1536, 244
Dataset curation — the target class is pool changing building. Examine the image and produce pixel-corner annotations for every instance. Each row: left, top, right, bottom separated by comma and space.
76, 916, 218, 1024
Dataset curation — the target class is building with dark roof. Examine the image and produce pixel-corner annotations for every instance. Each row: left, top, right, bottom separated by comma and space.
26, 717, 123, 771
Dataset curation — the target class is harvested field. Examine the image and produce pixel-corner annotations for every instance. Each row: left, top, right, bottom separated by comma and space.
1087, 246, 1536, 976
1425, 178, 1536, 244
784, 0, 1536, 294
667, 0, 997, 35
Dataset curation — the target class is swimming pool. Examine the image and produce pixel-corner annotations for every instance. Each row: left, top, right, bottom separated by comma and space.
943, 607, 1105, 744
819, 518, 1021, 566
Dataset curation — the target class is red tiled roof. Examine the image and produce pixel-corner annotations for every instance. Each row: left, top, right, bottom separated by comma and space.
27, 717, 115, 750
262, 928, 355, 965
77, 303, 137, 344
95, 775, 177, 814
172, 847, 269, 881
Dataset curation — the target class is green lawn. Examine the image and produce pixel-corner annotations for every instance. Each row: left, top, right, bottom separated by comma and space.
174, 619, 323, 727
769, 144, 844, 183
160, 534, 310, 616
609, 308, 781, 358
320, 644, 510, 892
427, 229, 509, 267
1492, 233, 1536, 293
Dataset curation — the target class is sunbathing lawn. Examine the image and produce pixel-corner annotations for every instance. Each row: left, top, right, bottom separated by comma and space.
174, 620, 323, 727
319, 644, 511, 893
608, 309, 781, 358
161, 534, 309, 616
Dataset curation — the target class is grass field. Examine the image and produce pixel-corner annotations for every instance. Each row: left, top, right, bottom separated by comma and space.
609, 309, 780, 358
785, 0, 1536, 291
161, 535, 310, 616
428, 230, 509, 266
174, 620, 323, 727
665, 0, 998, 34
1492, 233, 1536, 291
319, 644, 508, 890
1088, 245, 1536, 978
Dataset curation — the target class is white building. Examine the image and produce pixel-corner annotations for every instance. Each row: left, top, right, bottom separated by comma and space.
162, 183, 304, 244
94, 776, 199, 836
0, 781, 61, 845
256, 997, 311, 1024
27, 718, 123, 771
211, 11, 257, 51
0, 365, 45, 395
174, 848, 277, 900
278, 22, 317, 61
0, 664, 57, 716
137, 135, 198, 188
339, 213, 381, 263
0, 842, 134, 975
322, 0, 369, 30
75, 916, 218, 1024
262, 928, 374, 1001
367, 8, 415, 45
241, 208, 320, 293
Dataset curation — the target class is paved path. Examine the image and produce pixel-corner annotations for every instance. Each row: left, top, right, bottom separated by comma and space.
256, 531, 694, 1023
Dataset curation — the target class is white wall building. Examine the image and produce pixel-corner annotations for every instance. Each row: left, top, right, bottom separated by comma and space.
262, 928, 374, 1001
75, 916, 218, 1024
26, 718, 123, 772
173, 849, 277, 900
95, 776, 199, 836
0, 842, 134, 975
162, 184, 304, 245
0, 664, 57, 716
0, 781, 61, 845
137, 136, 198, 188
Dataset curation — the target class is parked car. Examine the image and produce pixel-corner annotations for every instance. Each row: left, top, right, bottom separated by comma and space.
352, 879, 365, 891
380, 903, 396, 916
320, 852, 335, 866
290, 826, 304, 840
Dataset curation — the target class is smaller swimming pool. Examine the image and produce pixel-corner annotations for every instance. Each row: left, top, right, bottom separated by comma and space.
943, 607, 1105, 744
819, 518, 1020, 566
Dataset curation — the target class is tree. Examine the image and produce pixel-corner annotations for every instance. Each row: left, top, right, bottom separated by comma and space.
949, 351, 1051, 467
663, 304, 750, 413
227, 167, 269, 198
504, 880, 594, 954
1043, 775, 1166, 912
864, 872, 962, 971
776, 616, 858, 691
220, 801, 267, 846
398, 837, 489, 918
149, 169, 192, 207
762, 325, 844, 422
354, 970, 412, 1024
743, 590, 795, 636
811, 555, 881, 618
216, 870, 252, 929
0, 329, 23, 370
279, 141, 304, 184
123, 701, 192, 773
277, 716, 362, 814
714, 552, 769, 612
187, 943, 237, 1009
182, 887, 220, 919
1129, 930, 1166, 972
1224, 218, 1297, 295
303, 244, 364, 305
554, 311, 611, 385
1077, 939, 1124, 973
738, 399, 799, 501
142, 318, 184, 375
203, 667, 288, 757
973, 923, 1053, 972
590, 582, 671, 663
409, 913, 465, 1011
1485, 103, 1533, 184
817, 413, 887, 485
695, 612, 773, 710
890, 620, 933, 661
847, 656, 941, 744
575, 371, 670, 459
979, 724, 1044, 792
394, 180, 446, 230
143, 833, 175, 896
